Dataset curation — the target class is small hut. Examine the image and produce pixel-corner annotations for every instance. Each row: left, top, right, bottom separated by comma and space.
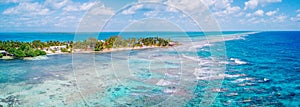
0, 50, 9, 56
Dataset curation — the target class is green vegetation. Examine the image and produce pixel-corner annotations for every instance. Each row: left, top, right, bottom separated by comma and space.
0, 53, 3, 58
0, 41, 47, 58
0, 36, 175, 59
60, 48, 69, 53
73, 36, 173, 51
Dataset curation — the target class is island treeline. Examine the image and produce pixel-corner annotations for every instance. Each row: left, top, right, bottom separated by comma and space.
0, 36, 176, 59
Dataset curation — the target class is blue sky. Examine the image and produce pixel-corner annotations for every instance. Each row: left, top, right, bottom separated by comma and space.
0, 0, 299, 32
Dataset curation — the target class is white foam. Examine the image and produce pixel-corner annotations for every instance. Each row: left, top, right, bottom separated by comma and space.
232, 78, 246, 83
263, 78, 269, 82
203, 43, 213, 46
163, 89, 177, 94
232, 77, 254, 83
230, 58, 247, 65
211, 88, 227, 92
156, 80, 173, 86
224, 74, 247, 78
24, 56, 49, 60
222, 31, 260, 41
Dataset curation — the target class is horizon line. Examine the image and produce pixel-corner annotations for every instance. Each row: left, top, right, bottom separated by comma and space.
0, 30, 299, 33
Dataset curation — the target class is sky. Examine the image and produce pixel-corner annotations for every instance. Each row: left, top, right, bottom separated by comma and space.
0, 0, 299, 32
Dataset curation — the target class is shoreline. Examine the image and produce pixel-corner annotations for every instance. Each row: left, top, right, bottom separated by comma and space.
0, 32, 258, 60
0, 35, 176, 60
47, 45, 174, 55
1, 46, 175, 60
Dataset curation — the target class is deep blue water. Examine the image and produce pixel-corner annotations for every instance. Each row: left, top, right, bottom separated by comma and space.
212, 31, 300, 106
0, 31, 299, 106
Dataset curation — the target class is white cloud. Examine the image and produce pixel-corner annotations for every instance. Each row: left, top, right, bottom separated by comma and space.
254, 10, 264, 16
291, 16, 300, 22
89, 5, 114, 15
244, 0, 258, 10
214, 6, 240, 17
213, 0, 232, 10
1, 0, 115, 32
227, 6, 241, 14
186, 0, 242, 17
3, 2, 50, 15
166, 6, 179, 13
144, 10, 159, 17
138, 0, 166, 2
265, 0, 282, 3
0, 0, 31, 3
165, 0, 205, 12
200, 0, 216, 7
80, 2, 97, 11
63, 5, 79, 11
121, 4, 143, 15
291, 10, 300, 22
244, 0, 282, 10
266, 8, 279, 16
45, 0, 69, 9
273, 14, 287, 22
62, 1, 98, 12
246, 13, 252, 17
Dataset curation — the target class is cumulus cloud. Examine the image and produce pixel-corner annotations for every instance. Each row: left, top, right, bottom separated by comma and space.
213, 6, 240, 17
138, 0, 166, 2
0, 0, 31, 4
213, 0, 232, 10
244, 0, 258, 10
185, 0, 242, 17
165, 0, 207, 13
245, 13, 252, 17
266, 8, 279, 16
272, 14, 287, 22
291, 16, 300, 22
1, 0, 115, 32
121, 4, 143, 15
3, 2, 50, 15
62, 1, 98, 12
244, 0, 282, 10
63, 5, 79, 11
80, 2, 98, 11
253, 10, 264, 16
291, 9, 300, 22
45, 0, 69, 9
89, 5, 114, 15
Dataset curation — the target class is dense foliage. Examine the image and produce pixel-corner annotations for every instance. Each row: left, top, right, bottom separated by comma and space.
73, 36, 172, 51
0, 40, 48, 58
0, 36, 173, 58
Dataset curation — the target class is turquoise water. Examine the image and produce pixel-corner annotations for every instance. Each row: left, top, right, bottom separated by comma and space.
0, 31, 247, 42
0, 31, 299, 106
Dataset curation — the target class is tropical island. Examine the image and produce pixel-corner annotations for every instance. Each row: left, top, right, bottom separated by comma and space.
0, 36, 177, 59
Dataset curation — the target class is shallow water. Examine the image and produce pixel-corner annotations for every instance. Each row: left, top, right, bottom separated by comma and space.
0, 31, 299, 106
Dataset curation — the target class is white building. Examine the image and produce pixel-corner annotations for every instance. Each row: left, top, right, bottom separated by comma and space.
49, 45, 67, 52
0, 50, 10, 56
0, 50, 6, 53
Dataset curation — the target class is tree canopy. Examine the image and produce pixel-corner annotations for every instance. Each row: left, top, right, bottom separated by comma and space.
0, 36, 174, 59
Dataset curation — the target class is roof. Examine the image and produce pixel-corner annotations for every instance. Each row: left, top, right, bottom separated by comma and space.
49, 45, 67, 48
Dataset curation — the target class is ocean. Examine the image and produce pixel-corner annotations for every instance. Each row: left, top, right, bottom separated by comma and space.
0, 31, 299, 106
